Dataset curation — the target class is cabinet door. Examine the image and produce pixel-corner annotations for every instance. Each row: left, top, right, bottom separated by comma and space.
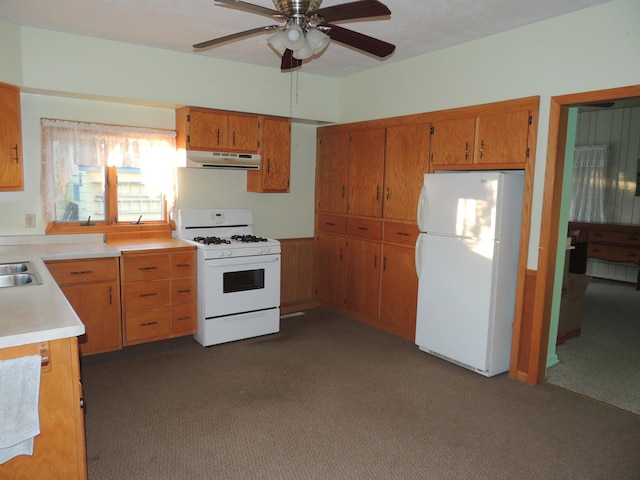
430, 117, 475, 167
379, 244, 418, 340
316, 132, 349, 214
384, 124, 430, 221
314, 232, 346, 306
188, 109, 227, 149
0, 82, 24, 191
348, 128, 385, 217
61, 282, 122, 356
345, 237, 381, 319
247, 116, 291, 192
476, 110, 531, 164
0, 338, 87, 479
228, 113, 260, 152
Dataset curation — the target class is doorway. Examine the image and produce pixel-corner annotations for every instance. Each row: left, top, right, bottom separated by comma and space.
525, 85, 640, 386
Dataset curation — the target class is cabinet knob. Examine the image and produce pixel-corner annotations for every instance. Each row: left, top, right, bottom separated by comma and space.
13, 144, 19, 163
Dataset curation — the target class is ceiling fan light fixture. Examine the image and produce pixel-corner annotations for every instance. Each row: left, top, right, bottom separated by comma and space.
267, 30, 287, 55
293, 40, 314, 60
305, 27, 330, 54
283, 24, 306, 50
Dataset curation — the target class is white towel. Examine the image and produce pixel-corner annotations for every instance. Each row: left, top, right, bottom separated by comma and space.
0, 355, 41, 464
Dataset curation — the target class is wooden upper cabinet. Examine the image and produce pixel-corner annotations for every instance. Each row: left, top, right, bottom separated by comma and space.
430, 117, 476, 167
348, 128, 385, 217
475, 110, 531, 165
177, 107, 260, 153
316, 131, 349, 214
247, 116, 291, 193
0, 82, 24, 191
227, 113, 261, 152
384, 123, 430, 221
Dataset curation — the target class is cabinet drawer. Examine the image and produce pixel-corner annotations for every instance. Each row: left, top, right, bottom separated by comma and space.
589, 230, 640, 246
46, 257, 117, 285
125, 306, 171, 342
172, 302, 196, 334
588, 243, 640, 264
347, 218, 382, 240
318, 214, 347, 234
171, 251, 196, 277
122, 254, 170, 282
172, 277, 196, 304
124, 279, 170, 309
383, 222, 419, 246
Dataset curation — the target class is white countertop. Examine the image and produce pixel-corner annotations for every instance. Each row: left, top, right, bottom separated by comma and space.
0, 235, 121, 349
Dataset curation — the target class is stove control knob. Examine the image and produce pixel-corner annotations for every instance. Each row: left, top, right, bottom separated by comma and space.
263, 247, 271, 254
225, 250, 232, 257
216, 251, 225, 258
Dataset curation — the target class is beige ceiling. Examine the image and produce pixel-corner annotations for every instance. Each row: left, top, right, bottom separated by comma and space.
0, 0, 613, 77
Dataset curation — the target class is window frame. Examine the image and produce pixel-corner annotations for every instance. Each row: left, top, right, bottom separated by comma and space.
42, 119, 176, 236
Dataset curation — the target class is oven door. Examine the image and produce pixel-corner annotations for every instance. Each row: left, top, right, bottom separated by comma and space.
203, 253, 281, 318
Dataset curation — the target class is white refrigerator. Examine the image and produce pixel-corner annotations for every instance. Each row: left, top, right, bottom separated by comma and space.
415, 171, 524, 377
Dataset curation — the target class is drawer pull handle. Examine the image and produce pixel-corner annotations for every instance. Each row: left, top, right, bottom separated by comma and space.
177, 316, 191, 321
140, 321, 158, 327
357, 226, 369, 231
396, 232, 410, 236
623, 252, 637, 257
325, 222, 336, 226
178, 289, 191, 293
138, 266, 157, 271
139, 292, 158, 297
71, 270, 93, 275
176, 263, 191, 267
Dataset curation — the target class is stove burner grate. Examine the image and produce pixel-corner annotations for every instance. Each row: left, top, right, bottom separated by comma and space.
231, 235, 269, 243
194, 236, 231, 245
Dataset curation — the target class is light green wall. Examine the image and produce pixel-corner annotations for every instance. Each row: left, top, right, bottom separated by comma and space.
547, 108, 579, 367
0, 19, 21, 84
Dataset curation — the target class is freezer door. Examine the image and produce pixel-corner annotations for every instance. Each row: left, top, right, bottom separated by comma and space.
415, 233, 498, 374
421, 171, 500, 239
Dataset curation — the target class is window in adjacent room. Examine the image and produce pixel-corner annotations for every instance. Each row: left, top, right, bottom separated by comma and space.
41, 119, 178, 232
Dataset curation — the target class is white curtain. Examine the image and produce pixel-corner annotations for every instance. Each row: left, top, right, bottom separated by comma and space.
569, 145, 609, 223
41, 119, 177, 223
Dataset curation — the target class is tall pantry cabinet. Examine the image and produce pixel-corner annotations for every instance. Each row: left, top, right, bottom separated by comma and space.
314, 123, 427, 340
314, 97, 538, 342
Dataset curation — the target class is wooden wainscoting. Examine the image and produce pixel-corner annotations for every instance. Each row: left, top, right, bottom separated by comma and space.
280, 238, 320, 314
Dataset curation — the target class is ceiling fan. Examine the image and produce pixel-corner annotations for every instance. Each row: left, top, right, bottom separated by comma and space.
193, 0, 395, 71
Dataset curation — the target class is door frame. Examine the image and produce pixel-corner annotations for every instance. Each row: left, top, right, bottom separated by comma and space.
523, 84, 640, 384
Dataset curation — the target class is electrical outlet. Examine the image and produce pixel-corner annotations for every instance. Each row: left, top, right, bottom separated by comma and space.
25, 214, 36, 228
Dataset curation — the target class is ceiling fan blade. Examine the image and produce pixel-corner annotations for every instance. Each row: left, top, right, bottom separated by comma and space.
322, 23, 395, 58
281, 49, 302, 71
214, 0, 283, 18
310, 0, 390, 22
194, 25, 281, 49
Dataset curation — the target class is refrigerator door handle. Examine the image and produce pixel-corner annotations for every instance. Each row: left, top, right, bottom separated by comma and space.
415, 234, 424, 278
417, 184, 427, 231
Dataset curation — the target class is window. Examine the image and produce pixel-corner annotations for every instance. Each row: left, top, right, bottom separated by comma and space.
41, 119, 178, 233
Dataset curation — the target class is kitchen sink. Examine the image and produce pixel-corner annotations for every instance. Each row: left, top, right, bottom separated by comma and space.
0, 262, 29, 275
0, 262, 43, 288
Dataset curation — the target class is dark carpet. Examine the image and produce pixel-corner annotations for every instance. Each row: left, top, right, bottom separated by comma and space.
80, 308, 640, 480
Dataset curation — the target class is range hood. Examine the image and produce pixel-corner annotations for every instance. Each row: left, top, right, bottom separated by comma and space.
186, 150, 261, 170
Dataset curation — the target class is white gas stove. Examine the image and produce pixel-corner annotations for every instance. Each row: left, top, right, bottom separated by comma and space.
177, 208, 281, 346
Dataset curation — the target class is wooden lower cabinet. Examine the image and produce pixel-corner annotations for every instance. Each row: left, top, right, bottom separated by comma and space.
314, 218, 420, 340
379, 243, 418, 340
345, 237, 381, 319
0, 337, 87, 479
46, 257, 122, 356
120, 247, 196, 345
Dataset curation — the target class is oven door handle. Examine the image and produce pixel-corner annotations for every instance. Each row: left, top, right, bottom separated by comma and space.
208, 256, 280, 267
